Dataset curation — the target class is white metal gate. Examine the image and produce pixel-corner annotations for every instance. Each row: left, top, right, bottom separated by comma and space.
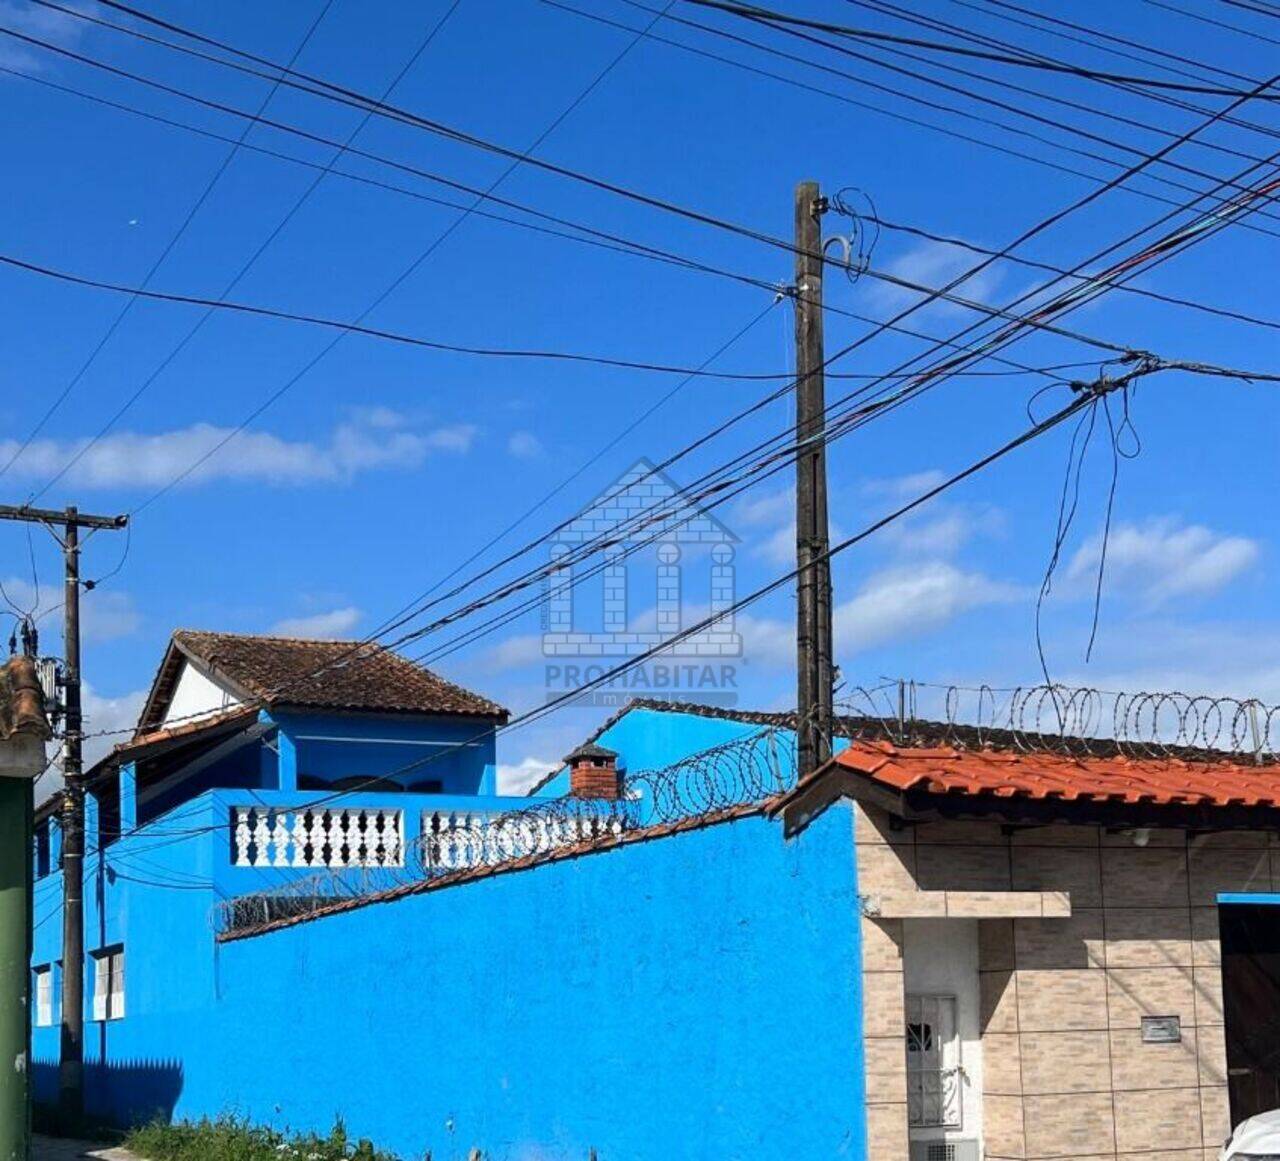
906, 993, 962, 1130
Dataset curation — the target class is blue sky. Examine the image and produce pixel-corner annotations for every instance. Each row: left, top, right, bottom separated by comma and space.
2, 0, 1277, 792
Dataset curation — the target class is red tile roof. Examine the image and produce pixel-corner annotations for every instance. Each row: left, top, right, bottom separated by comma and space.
116, 705, 257, 758
138, 630, 507, 733
833, 739, 1280, 808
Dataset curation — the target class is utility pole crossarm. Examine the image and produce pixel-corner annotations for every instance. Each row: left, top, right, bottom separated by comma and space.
0, 505, 127, 531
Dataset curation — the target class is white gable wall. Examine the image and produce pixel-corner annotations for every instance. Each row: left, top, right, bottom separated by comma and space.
163, 660, 240, 726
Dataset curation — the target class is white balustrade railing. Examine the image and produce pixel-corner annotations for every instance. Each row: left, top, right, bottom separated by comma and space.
232, 806, 405, 868
418, 809, 624, 871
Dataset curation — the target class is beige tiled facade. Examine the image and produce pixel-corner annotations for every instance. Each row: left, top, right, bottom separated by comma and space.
854, 803, 1272, 1161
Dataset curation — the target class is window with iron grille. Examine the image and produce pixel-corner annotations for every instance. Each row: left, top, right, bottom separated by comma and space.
906, 993, 962, 1130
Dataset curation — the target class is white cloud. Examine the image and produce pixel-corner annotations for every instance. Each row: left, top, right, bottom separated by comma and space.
39, 682, 148, 804
1053, 620, 1280, 706
737, 611, 795, 668
733, 562, 1021, 669
81, 682, 146, 756
269, 606, 362, 639
1066, 518, 1259, 604
507, 431, 544, 459
1, 577, 139, 642
0, 0, 87, 74
880, 504, 1005, 558
861, 469, 948, 499
734, 488, 796, 566
497, 755, 558, 795
862, 240, 1005, 321
882, 512, 973, 557
0, 411, 477, 489
474, 633, 544, 673
734, 487, 793, 528
733, 486, 849, 567
419, 424, 477, 454
834, 563, 1021, 653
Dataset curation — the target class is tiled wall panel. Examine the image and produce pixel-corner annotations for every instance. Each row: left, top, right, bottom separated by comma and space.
854, 803, 1267, 1161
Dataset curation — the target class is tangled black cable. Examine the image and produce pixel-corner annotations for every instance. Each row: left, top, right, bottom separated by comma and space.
828, 186, 881, 282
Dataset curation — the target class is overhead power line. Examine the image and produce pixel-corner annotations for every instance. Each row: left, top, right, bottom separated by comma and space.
0, 249, 809, 379
0, 58, 1103, 389
838, 0, 1280, 166
1143, 0, 1280, 48
681, 0, 1280, 97
76, 362, 1200, 854
955, 0, 1257, 86
122, 23, 1280, 708
871, 214, 1280, 336
16, 0, 1270, 281
0, 0, 338, 485
22, 0, 467, 503
706, 0, 1280, 234
33, 0, 1280, 256
568, 0, 1280, 239
35, 0, 1275, 732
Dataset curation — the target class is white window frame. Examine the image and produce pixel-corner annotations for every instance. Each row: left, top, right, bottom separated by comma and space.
906, 992, 962, 1130
33, 965, 53, 1028
91, 947, 125, 1022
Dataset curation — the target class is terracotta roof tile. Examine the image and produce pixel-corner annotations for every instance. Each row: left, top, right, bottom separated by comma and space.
0, 655, 50, 741
832, 739, 1280, 809
166, 630, 506, 722
116, 705, 257, 758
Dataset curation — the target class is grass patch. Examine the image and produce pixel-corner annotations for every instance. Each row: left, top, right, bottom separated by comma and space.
125, 1116, 398, 1161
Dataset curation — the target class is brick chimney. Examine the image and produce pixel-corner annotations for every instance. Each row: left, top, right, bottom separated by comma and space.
565, 742, 621, 800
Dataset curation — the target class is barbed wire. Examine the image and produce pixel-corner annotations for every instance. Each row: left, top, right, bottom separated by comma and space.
838, 680, 1280, 762
206, 679, 1280, 937
212, 728, 796, 937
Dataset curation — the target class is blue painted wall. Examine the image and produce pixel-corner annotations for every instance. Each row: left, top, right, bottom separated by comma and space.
32, 794, 866, 1156
30, 703, 506, 1127
536, 705, 849, 806
31, 791, 219, 1122
214, 803, 865, 1159
30, 703, 868, 1156
534, 706, 783, 800
273, 710, 498, 795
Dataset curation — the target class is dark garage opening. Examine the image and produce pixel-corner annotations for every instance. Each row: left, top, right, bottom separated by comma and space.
1222, 903, 1280, 1125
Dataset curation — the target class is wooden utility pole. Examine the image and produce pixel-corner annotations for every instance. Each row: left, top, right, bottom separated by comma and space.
793, 182, 835, 777
0, 504, 127, 1128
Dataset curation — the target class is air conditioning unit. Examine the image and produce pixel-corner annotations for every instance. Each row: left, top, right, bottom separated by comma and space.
910, 1141, 980, 1161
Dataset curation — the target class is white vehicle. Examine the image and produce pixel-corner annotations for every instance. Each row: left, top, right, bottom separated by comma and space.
1223, 1109, 1280, 1159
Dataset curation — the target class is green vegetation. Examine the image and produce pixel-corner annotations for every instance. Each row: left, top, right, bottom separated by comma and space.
125, 1116, 399, 1161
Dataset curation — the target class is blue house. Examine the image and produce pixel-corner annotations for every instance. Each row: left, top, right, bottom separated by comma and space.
33, 669, 1280, 1161
30, 629, 528, 1122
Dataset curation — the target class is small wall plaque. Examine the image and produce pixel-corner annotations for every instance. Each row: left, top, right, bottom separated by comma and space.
1141, 1015, 1182, 1044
